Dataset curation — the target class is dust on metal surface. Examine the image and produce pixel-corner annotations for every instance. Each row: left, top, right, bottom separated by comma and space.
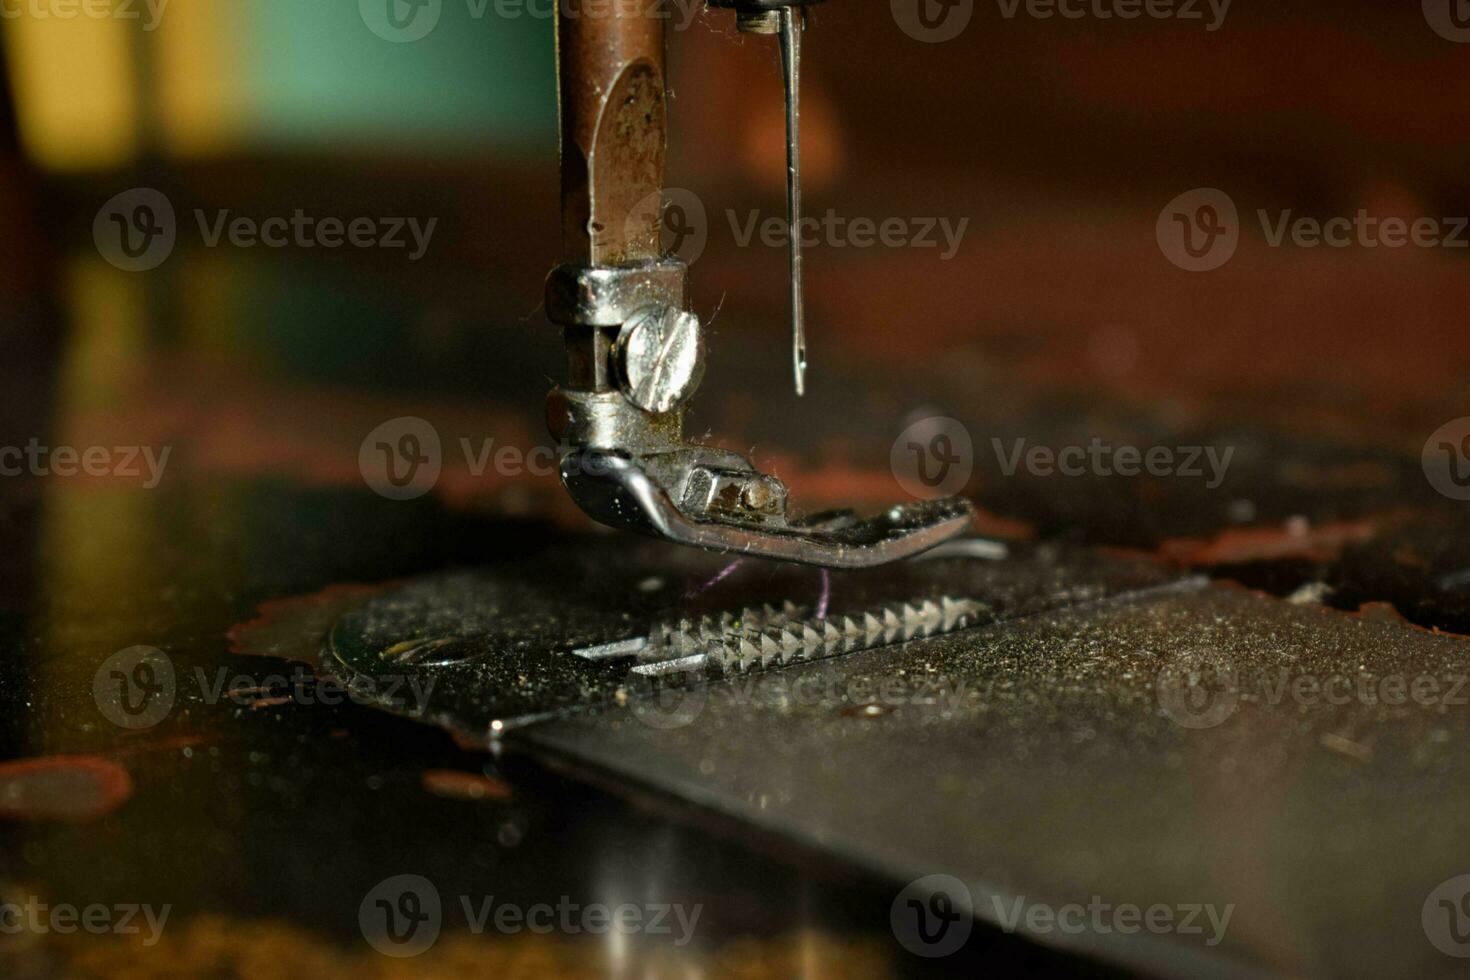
526, 583, 1470, 980
322, 538, 1177, 736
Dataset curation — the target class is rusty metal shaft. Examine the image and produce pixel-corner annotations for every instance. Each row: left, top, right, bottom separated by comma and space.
557, 0, 668, 267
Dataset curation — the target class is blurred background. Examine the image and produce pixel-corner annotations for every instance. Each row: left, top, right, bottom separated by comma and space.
6, 0, 1470, 531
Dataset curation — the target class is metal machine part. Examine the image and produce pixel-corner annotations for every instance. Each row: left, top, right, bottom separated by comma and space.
546, 0, 971, 568
611, 306, 704, 414
558, 452, 974, 569
322, 536, 1179, 735
523, 581, 1470, 980
708, 0, 818, 393
318, 528, 1470, 978
608, 595, 995, 676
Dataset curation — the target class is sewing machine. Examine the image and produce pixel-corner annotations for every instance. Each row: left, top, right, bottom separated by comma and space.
543, 0, 973, 567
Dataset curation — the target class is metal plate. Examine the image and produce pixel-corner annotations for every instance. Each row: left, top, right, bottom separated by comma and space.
524, 584, 1470, 980
323, 538, 1177, 735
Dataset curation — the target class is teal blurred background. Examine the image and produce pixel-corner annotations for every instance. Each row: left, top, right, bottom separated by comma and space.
239, 0, 554, 153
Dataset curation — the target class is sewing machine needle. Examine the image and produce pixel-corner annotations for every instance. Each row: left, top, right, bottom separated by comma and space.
779, 6, 806, 396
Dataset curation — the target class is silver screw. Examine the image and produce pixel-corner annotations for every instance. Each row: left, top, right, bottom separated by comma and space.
742, 479, 776, 512
614, 305, 705, 415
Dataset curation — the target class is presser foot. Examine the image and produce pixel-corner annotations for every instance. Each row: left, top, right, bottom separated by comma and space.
558, 447, 974, 570
545, 260, 972, 569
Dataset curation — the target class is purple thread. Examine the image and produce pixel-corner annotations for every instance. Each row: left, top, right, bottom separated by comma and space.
685, 558, 744, 599
817, 569, 830, 621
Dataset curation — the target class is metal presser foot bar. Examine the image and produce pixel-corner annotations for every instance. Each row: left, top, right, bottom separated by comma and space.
545, 0, 972, 569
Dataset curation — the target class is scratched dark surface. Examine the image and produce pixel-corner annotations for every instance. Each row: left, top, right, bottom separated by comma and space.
4, 298, 1470, 978
0, 465, 1140, 978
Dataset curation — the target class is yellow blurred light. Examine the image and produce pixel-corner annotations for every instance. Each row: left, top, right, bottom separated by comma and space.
58, 254, 150, 409
153, 0, 242, 157
2, 11, 140, 170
